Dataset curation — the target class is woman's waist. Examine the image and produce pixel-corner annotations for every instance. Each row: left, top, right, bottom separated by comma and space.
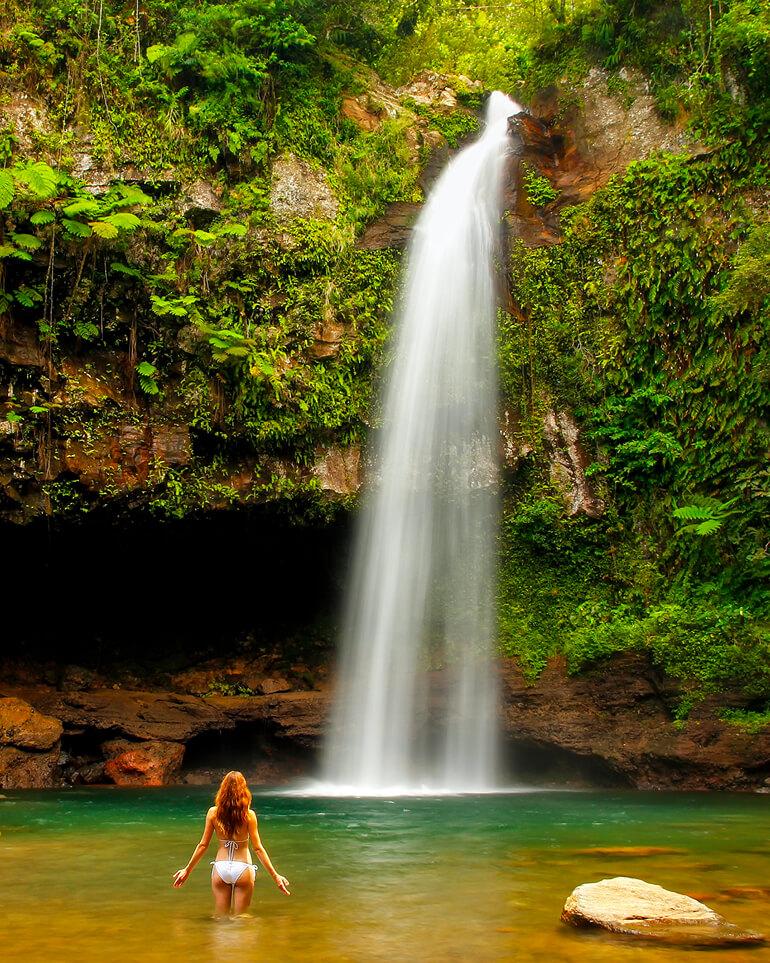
214, 853, 253, 864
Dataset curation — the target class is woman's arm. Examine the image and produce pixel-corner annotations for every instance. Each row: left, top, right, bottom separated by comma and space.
249, 811, 290, 895
172, 808, 216, 887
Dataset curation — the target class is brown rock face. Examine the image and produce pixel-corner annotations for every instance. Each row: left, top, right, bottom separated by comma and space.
270, 153, 339, 223
542, 409, 605, 518
0, 697, 63, 788
0, 746, 61, 789
0, 697, 63, 749
103, 738, 185, 786
507, 67, 708, 247
501, 653, 770, 790
10, 687, 231, 742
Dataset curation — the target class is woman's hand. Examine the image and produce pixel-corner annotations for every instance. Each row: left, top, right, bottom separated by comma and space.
275, 874, 291, 895
172, 867, 190, 888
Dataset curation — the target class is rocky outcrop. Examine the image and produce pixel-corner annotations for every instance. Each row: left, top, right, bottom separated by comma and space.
501, 653, 770, 790
499, 403, 605, 519
270, 154, 339, 223
1, 651, 769, 789
0, 697, 63, 788
103, 738, 185, 786
506, 68, 709, 247
542, 409, 605, 518
177, 180, 224, 227
562, 877, 765, 945
355, 201, 422, 250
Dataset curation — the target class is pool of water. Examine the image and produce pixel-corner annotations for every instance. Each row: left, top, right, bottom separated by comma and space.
2, 788, 769, 962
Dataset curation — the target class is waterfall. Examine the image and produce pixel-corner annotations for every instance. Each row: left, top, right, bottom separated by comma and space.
323, 92, 520, 793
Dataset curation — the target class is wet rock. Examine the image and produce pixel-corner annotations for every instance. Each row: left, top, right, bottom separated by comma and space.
206, 690, 331, 749
509, 68, 709, 229
0, 697, 63, 788
356, 201, 422, 250
500, 652, 770, 790
542, 409, 605, 518
270, 154, 339, 223
308, 316, 347, 360
341, 96, 382, 132
562, 877, 765, 945
61, 420, 191, 492
177, 180, 225, 227
0, 322, 45, 368
312, 444, 362, 495
397, 71, 460, 109
7, 687, 230, 742
78, 760, 106, 784
55, 355, 125, 409
102, 738, 185, 786
60, 665, 94, 692
259, 678, 291, 695
0, 746, 61, 788
0, 93, 51, 153
0, 697, 62, 750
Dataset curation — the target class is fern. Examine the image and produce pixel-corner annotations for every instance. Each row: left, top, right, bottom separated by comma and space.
673, 496, 741, 536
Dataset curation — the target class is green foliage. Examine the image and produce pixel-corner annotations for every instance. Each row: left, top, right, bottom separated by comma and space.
566, 592, 770, 703
673, 496, 741, 536
497, 491, 614, 679
522, 165, 560, 208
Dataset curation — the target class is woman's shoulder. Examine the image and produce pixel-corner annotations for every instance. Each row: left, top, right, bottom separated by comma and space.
206, 806, 217, 818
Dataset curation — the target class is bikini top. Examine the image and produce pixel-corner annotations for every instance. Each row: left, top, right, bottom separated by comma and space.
217, 837, 249, 861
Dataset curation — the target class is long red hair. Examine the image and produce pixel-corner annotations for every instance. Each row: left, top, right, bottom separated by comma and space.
214, 770, 251, 838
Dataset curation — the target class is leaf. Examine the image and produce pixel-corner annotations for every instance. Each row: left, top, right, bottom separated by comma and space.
62, 218, 93, 238
10, 233, 42, 251
146, 44, 169, 63
112, 184, 152, 206
217, 223, 247, 237
0, 171, 16, 209
110, 262, 144, 277
193, 230, 217, 244
90, 220, 120, 240
15, 161, 58, 199
102, 212, 141, 230
63, 199, 102, 217
29, 210, 55, 225
136, 361, 158, 377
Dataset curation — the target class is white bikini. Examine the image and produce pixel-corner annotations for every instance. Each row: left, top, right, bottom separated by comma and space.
211, 837, 257, 886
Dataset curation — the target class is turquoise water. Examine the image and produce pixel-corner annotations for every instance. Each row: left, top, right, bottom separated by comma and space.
2, 788, 769, 962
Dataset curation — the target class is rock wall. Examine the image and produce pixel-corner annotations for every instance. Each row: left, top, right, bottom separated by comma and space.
1, 652, 768, 790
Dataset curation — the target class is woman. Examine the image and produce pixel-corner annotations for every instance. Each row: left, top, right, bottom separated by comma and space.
173, 770, 290, 915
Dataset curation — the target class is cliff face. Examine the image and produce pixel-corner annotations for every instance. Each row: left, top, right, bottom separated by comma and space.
2, 652, 768, 790
2, 25, 766, 793
1, 65, 686, 527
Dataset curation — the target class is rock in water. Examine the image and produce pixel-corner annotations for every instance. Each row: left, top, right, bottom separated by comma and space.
562, 877, 766, 945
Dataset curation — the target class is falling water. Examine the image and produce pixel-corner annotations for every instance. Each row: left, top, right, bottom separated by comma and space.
323, 92, 521, 793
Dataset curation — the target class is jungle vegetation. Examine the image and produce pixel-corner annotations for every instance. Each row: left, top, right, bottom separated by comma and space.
1, 0, 768, 708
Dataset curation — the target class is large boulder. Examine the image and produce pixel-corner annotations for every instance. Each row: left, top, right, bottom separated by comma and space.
0, 697, 63, 788
103, 738, 185, 786
0, 697, 62, 750
562, 877, 765, 945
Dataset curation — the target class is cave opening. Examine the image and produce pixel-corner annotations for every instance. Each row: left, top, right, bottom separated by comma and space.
1, 506, 351, 681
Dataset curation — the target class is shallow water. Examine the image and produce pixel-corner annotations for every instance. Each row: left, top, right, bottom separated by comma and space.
2, 788, 769, 962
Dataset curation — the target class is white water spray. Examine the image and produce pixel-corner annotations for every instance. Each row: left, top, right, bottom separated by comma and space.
323, 92, 520, 794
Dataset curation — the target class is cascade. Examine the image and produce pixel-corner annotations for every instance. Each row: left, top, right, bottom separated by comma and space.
323, 92, 521, 793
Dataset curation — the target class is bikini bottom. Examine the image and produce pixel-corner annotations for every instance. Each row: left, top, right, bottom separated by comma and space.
211, 861, 257, 886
